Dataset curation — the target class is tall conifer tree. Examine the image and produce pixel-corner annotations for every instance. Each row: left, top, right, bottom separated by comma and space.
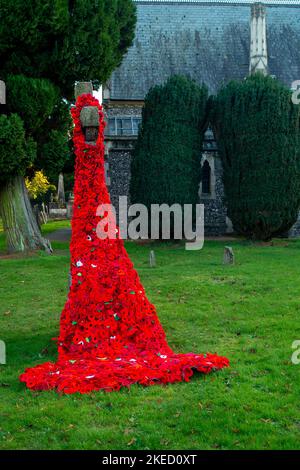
211, 74, 300, 240
130, 75, 208, 238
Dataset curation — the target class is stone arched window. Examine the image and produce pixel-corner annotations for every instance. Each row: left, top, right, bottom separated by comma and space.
202, 160, 211, 195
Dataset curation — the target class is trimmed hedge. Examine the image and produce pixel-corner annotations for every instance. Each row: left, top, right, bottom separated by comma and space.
211, 74, 300, 240
130, 75, 208, 238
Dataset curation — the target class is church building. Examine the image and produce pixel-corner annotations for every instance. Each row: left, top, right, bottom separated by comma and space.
103, 0, 300, 236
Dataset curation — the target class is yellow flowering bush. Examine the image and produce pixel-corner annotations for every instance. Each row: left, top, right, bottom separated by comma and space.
25, 170, 55, 200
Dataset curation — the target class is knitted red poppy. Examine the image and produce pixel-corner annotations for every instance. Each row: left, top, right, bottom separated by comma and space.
20, 94, 229, 394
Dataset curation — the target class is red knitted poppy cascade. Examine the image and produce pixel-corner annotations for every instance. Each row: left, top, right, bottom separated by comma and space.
20, 94, 229, 394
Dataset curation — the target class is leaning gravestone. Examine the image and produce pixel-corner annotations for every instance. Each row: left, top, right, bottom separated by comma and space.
223, 246, 235, 265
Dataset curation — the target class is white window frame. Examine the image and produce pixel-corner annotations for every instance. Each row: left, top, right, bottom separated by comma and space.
106, 116, 142, 136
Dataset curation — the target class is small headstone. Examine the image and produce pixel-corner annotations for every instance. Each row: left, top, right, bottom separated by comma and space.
150, 250, 156, 268
67, 193, 74, 219
105, 161, 111, 187
0, 80, 6, 105
0, 340, 6, 365
48, 208, 68, 219
223, 246, 235, 265
40, 203, 48, 225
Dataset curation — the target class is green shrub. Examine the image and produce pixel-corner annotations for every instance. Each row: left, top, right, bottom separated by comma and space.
211, 74, 300, 240
130, 75, 208, 237
6, 75, 59, 135
0, 114, 35, 183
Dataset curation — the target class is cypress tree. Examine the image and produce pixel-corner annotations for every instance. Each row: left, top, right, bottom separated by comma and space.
130, 75, 208, 238
211, 74, 300, 240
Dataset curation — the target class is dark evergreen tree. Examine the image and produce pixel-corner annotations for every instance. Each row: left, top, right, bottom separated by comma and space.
0, 114, 35, 183
211, 74, 300, 240
130, 75, 208, 238
0, 0, 136, 253
0, 0, 136, 99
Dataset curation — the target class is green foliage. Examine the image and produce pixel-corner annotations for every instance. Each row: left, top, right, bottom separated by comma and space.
211, 74, 300, 240
130, 75, 208, 236
38, 130, 71, 183
0, 0, 136, 185
53, 0, 137, 97
0, 0, 137, 99
36, 98, 73, 181
6, 75, 59, 135
0, 114, 36, 183
41, 98, 72, 139
4, 74, 71, 182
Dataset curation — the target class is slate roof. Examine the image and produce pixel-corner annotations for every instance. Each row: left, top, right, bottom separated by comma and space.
109, 1, 300, 99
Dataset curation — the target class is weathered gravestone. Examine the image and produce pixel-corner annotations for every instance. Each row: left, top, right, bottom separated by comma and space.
49, 174, 67, 219
57, 173, 66, 205
150, 250, 156, 268
67, 193, 74, 219
0, 340, 6, 365
0, 80, 6, 105
33, 203, 48, 227
223, 246, 235, 265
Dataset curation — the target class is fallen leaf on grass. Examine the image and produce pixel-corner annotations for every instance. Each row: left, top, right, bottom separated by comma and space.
127, 438, 137, 446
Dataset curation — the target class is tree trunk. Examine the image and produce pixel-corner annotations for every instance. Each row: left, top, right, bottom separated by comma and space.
0, 176, 52, 254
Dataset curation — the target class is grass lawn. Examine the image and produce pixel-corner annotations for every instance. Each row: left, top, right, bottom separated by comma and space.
41, 219, 71, 235
0, 221, 300, 450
